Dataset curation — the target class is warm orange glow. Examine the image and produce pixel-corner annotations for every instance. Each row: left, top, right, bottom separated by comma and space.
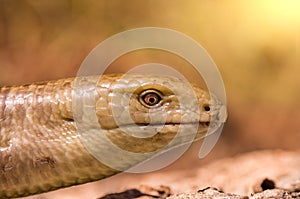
258, 0, 300, 28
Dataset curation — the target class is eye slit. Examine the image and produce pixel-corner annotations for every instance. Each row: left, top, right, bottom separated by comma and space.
140, 90, 162, 107
203, 105, 211, 112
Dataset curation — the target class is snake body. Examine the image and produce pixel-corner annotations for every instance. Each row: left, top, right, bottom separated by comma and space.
0, 74, 226, 198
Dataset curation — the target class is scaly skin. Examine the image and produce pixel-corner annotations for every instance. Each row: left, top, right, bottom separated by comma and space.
0, 74, 226, 198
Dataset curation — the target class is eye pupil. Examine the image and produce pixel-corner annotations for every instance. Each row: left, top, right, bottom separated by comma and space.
148, 97, 155, 103
144, 94, 158, 105
140, 90, 162, 107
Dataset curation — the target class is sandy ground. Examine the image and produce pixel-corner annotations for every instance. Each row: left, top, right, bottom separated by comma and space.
22, 150, 300, 199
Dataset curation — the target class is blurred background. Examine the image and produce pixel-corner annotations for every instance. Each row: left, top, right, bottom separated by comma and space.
0, 0, 299, 198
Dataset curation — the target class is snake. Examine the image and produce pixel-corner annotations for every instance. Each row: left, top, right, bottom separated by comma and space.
0, 74, 226, 198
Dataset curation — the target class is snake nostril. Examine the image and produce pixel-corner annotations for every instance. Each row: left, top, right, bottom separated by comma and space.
203, 105, 211, 112
218, 106, 228, 123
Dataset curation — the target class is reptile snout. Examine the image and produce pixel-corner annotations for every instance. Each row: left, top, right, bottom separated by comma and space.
208, 94, 227, 125
217, 105, 227, 123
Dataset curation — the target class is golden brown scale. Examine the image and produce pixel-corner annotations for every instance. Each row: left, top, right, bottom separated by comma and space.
0, 74, 225, 198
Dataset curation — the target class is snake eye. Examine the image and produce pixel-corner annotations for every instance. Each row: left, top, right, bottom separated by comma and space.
140, 90, 162, 107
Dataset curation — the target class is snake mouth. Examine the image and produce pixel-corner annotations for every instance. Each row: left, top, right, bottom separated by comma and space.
105, 121, 216, 154
133, 121, 212, 129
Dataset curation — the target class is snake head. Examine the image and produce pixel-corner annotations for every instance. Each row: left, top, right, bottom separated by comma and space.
79, 74, 227, 154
